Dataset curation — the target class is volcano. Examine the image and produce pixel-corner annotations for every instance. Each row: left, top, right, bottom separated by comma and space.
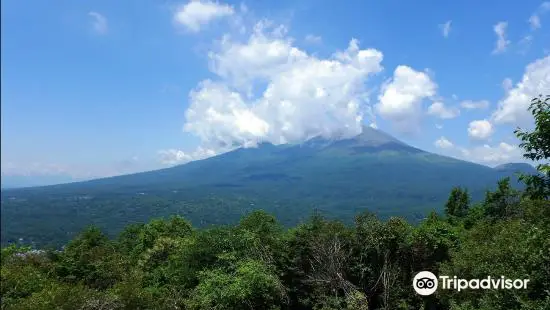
0, 126, 531, 246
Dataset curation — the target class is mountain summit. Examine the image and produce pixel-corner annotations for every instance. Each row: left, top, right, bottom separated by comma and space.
1, 127, 527, 246
301, 126, 404, 148
353, 125, 405, 145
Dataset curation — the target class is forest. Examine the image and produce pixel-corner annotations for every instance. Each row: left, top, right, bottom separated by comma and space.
1, 96, 548, 309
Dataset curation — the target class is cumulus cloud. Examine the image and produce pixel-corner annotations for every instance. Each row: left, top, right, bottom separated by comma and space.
492, 56, 550, 126
173, 0, 235, 32
88, 12, 108, 35
158, 147, 217, 165
460, 100, 489, 110
180, 22, 384, 157
433, 141, 524, 166
376, 66, 437, 131
434, 136, 454, 149
529, 2, 550, 29
492, 21, 510, 54
458, 142, 522, 166
439, 20, 452, 38
427, 101, 460, 119
468, 119, 494, 140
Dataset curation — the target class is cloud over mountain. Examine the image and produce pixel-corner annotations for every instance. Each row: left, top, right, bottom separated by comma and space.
182, 23, 384, 154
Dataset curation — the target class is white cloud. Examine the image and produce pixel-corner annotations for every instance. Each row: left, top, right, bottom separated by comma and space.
468, 119, 494, 140
458, 142, 522, 166
492, 21, 510, 54
433, 141, 524, 166
158, 147, 217, 165
305, 34, 322, 44
492, 56, 550, 126
173, 0, 235, 32
376, 66, 437, 131
529, 2, 550, 30
460, 100, 489, 110
435, 124, 443, 129
434, 136, 454, 149
182, 22, 384, 155
427, 101, 460, 119
208, 22, 307, 91
88, 12, 108, 35
439, 20, 452, 38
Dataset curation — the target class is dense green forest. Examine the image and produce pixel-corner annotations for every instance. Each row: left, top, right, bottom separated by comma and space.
1, 96, 548, 309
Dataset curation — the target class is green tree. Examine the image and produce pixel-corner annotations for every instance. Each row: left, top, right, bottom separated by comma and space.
352, 212, 413, 310
1, 248, 53, 307
445, 187, 471, 218
483, 178, 521, 219
188, 259, 287, 310
440, 213, 550, 310
54, 226, 123, 290
9, 283, 121, 310
514, 94, 550, 199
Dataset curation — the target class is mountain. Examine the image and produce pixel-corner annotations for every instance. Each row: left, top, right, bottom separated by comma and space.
0, 127, 529, 247
493, 163, 538, 175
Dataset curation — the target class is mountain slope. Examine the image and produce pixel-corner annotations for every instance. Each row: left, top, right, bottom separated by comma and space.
493, 163, 538, 175
0, 127, 529, 246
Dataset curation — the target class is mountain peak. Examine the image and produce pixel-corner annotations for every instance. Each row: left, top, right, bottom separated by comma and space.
354, 125, 404, 147
296, 125, 421, 155
302, 125, 403, 147
493, 163, 538, 174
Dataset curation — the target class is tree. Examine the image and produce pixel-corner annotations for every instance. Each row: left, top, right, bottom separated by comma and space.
514, 94, 550, 199
483, 178, 521, 219
54, 226, 123, 290
187, 259, 287, 310
352, 213, 413, 309
445, 187, 470, 218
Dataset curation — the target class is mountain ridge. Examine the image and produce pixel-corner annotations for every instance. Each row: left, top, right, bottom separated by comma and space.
1, 126, 531, 191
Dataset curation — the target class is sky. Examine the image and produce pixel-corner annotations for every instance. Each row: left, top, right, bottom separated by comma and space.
1, 0, 550, 186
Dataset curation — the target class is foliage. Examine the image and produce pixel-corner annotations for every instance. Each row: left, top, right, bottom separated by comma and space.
514, 94, 550, 200
1, 188, 549, 309
445, 187, 470, 219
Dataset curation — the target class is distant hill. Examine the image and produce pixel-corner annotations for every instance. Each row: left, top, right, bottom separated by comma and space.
493, 162, 538, 175
0, 127, 533, 247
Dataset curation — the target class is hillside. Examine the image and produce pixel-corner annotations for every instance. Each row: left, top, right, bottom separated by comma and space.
0, 126, 528, 246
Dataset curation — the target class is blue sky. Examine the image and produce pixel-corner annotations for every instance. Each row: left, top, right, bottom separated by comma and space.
1, 0, 549, 186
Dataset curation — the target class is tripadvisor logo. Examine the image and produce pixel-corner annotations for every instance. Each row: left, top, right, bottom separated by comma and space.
413, 271, 530, 296
413, 271, 438, 296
